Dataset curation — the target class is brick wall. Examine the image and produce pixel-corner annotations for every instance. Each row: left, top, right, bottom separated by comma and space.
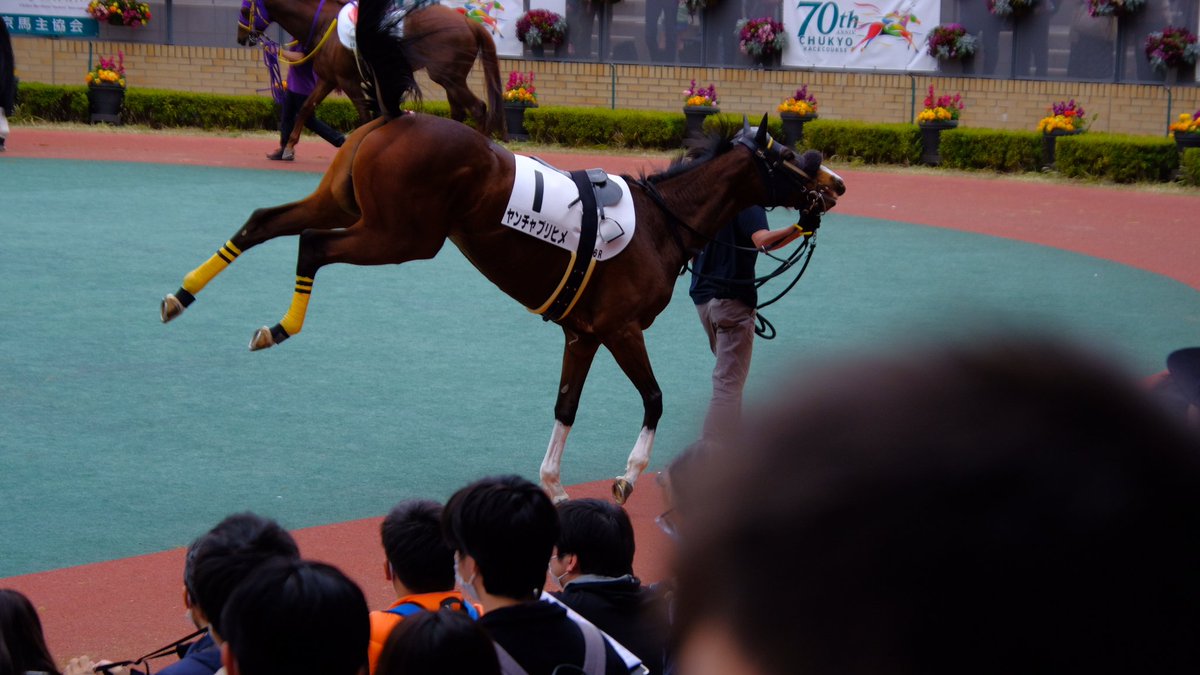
14, 36, 1200, 136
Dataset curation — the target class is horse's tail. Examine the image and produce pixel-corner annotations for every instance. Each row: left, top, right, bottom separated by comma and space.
356, 0, 421, 118
470, 19, 507, 140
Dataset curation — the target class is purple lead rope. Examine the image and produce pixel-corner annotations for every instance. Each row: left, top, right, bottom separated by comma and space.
263, 48, 284, 104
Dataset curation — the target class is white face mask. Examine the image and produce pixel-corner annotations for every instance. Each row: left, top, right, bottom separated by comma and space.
455, 555, 481, 605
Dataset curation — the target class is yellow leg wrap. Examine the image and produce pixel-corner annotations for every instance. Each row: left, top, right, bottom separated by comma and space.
278, 276, 313, 336
181, 241, 242, 294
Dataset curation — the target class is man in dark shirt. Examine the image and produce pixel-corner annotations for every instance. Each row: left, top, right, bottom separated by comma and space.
551, 499, 666, 675
443, 475, 641, 675
689, 205, 810, 440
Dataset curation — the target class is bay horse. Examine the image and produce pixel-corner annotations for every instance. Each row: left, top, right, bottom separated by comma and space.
237, 0, 506, 150
162, 0, 844, 504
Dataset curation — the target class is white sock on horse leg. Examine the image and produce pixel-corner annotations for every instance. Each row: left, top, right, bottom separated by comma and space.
620, 427, 655, 487
540, 421, 572, 502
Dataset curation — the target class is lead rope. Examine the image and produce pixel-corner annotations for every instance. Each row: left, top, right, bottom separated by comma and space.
632, 176, 820, 339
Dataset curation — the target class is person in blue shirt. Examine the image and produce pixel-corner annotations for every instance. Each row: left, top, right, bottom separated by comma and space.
688, 205, 810, 440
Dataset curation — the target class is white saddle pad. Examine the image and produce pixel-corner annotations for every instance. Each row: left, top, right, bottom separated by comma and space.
501, 155, 637, 262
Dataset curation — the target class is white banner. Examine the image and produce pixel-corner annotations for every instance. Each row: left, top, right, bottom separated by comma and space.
442, 0, 526, 57
783, 0, 939, 70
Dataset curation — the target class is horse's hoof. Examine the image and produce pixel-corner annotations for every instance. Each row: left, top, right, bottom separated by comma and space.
161, 294, 185, 323
552, 492, 569, 505
612, 478, 633, 505
249, 326, 276, 351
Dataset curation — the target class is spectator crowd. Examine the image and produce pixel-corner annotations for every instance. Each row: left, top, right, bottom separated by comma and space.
6, 335, 1200, 675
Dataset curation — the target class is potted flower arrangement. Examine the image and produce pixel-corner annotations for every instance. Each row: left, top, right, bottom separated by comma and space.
1037, 100, 1090, 168
682, 80, 719, 138
85, 52, 126, 124
1144, 26, 1199, 73
503, 70, 537, 140
916, 85, 963, 165
515, 9, 567, 57
735, 17, 787, 67
1168, 109, 1200, 153
777, 85, 818, 148
1085, 0, 1144, 17
86, 0, 152, 27
926, 24, 977, 61
987, 0, 1037, 18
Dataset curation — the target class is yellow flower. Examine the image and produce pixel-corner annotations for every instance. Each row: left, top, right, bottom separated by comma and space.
778, 98, 815, 115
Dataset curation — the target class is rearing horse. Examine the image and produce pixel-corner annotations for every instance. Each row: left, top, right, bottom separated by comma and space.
237, 0, 506, 150
162, 0, 844, 504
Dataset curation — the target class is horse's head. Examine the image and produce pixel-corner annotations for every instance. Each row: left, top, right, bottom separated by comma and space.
735, 114, 846, 216
237, 0, 270, 46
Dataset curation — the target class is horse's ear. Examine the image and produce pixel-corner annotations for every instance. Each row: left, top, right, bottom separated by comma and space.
742, 115, 751, 136
755, 114, 769, 144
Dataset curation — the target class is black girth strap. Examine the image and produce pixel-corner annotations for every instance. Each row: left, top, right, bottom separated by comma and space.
541, 170, 600, 322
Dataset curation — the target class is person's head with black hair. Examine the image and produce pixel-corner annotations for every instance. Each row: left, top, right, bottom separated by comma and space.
0, 589, 60, 675
375, 608, 500, 675
185, 512, 300, 642
675, 336, 1200, 675
380, 499, 454, 597
550, 498, 635, 587
220, 558, 368, 675
442, 475, 559, 607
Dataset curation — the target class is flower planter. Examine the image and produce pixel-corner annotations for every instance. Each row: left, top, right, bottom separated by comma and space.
780, 112, 817, 149
1173, 132, 1200, 153
683, 105, 719, 139
1042, 129, 1081, 168
504, 102, 536, 141
919, 120, 957, 165
753, 51, 782, 70
88, 83, 125, 124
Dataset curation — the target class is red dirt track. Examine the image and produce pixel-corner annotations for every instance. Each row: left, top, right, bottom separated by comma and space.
2, 126, 1199, 666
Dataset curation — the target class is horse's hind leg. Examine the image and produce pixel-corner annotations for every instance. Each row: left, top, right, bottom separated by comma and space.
603, 327, 664, 505
431, 70, 487, 134
540, 329, 601, 502
249, 221, 446, 350
160, 193, 354, 323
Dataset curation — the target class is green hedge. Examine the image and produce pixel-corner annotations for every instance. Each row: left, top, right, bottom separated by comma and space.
1182, 147, 1200, 186
14, 82, 451, 131
1055, 133, 1179, 183
525, 106, 684, 149
803, 120, 922, 165
940, 128, 1043, 173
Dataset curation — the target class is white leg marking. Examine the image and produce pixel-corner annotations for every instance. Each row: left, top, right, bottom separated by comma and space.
619, 427, 655, 488
540, 421, 572, 503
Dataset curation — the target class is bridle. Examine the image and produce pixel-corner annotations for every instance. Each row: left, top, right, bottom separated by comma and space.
238, 0, 271, 45
732, 131, 835, 218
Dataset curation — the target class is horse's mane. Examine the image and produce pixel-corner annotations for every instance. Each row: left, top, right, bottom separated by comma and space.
356, 0, 428, 118
643, 120, 745, 184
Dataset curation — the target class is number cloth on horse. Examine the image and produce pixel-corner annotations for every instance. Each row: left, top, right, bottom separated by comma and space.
504, 155, 637, 262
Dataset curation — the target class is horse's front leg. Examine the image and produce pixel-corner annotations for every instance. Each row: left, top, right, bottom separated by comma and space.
540, 329, 601, 503
284, 80, 336, 153
160, 195, 354, 323
603, 326, 663, 505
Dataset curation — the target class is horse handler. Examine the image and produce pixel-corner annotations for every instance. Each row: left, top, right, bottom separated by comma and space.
690, 205, 818, 441
265, 44, 345, 161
